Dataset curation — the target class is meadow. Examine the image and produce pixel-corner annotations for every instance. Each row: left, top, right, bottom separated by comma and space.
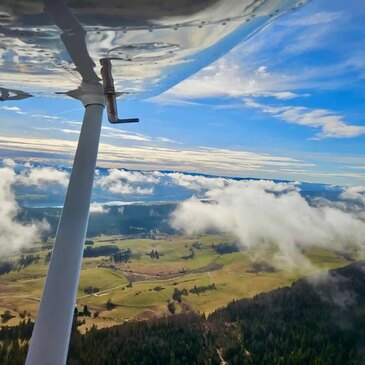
0, 233, 356, 332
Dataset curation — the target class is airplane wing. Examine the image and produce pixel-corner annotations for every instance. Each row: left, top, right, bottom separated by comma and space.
0, 0, 308, 100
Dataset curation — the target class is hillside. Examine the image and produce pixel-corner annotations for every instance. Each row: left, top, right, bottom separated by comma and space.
1, 261, 365, 364
0, 233, 354, 330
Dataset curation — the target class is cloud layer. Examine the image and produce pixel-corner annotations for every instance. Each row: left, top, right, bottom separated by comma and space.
0, 163, 50, 256
170, 179, 365, 270
1, 159, 365, 267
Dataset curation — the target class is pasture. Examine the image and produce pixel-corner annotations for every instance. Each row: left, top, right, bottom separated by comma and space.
0, 234, 355, 331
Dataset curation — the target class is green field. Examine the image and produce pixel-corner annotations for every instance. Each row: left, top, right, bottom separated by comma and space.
0, 234, 358, 332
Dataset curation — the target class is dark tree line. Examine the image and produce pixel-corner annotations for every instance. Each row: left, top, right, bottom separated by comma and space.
67, 313, 219, 365
112, 248, 132, 263
0, 320, 33, 365
172, 284, 217, 303
83, 245, 120, 258
84, 286, 100, 295
0, 254, 40, 275
0, 261, 13, 275
147, 249, 160, 260
83, 245, 132, 263
212, 243, 239, 255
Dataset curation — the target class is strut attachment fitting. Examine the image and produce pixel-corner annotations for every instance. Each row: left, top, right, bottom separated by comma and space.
100, 58, 139, 124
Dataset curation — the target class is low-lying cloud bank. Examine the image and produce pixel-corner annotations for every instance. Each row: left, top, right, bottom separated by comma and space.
3, 158, 69, 188
2, 160, 365, 266
170, 179, 365, 270
0, 161, 52, 256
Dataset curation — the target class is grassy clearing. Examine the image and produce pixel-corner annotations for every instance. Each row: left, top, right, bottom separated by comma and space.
0, 234, 355, 331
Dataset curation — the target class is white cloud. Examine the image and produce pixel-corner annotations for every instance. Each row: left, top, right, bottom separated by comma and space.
1, 135, 363, 185
0, 105, 27, 115
284, 11, 342, 27
3, 158, 16, 168
0, 159, 69, 188
16, 165, 69, 188
97, 169, 157, 195
101, 181, 135, 195
1, 106, 20, 111
273, 92, 301, 100
117, 206, 125, 214
33, 124, 181, 146
345, 166, 365, 170
166, 173, 300, 195
167, 172, 229, 191
170, 180, 365, 270
340, 186, 365, 205
244, 99, 365, 139
101, 127, 182, 145
135, 186, 154, 195
101, 126, 152, 142
158, 60, 304, 102
99, 169, 160, 185
89, 204, 109, 214
157, 137, 181, 144
59, 129, 80, 135
0, 165, 49, 256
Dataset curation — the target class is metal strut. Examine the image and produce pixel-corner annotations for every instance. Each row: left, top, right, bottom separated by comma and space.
25, 1, 139, 364
25, 103, 104, 365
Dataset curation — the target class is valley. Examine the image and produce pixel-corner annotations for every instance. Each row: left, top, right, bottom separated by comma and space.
0, 233, 357, 332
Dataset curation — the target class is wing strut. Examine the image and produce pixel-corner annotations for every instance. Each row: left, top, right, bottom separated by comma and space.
25, 102, 104, 365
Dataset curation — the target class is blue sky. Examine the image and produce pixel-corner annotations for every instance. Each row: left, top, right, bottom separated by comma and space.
0, 0, 365, 186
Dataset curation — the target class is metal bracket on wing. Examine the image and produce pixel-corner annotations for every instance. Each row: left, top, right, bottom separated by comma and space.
0, 87, 32, 101
100, 58, 139, 124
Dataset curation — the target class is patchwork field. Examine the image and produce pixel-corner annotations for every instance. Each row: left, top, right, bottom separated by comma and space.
0, 234, 357, 332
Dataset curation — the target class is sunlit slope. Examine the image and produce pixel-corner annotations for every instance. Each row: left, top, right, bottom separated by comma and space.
0, 233, 356, 330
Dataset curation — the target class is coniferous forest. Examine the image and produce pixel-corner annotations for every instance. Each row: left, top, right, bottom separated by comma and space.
1, 261, 365, 365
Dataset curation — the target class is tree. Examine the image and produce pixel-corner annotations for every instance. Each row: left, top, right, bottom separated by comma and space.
105, 299, 116, 311
167, 301, 176, 314
1, 311, 15, 324
83, 305, 91, 317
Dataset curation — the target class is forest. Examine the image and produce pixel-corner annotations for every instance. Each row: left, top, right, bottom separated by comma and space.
1, 261, 365, 364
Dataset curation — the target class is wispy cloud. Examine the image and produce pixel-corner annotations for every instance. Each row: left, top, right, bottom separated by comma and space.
1, 106, 21, 112
283, 11, 343, 26
0, 135, 311, 175
156, 137, 182, 144
32, 122, 182, 146
1, 135, 364, 184
244, 99, 365, 139
340, 186, 365, 205
0, 105, 27, 115
101, 126, 152, 142
156, 61, 305, 102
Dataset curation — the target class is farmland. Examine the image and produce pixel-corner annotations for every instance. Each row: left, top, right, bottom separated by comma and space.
0, 233, 356, 332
